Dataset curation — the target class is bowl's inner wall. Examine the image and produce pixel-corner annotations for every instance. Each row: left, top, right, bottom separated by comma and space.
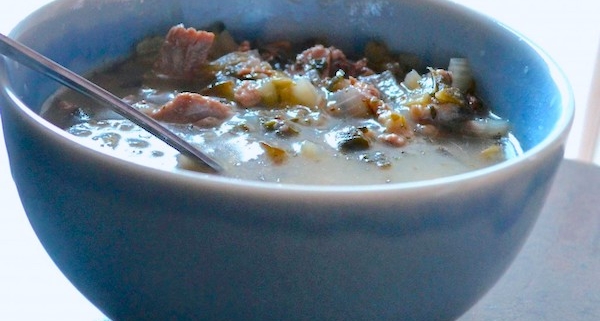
4, 0, 566, 152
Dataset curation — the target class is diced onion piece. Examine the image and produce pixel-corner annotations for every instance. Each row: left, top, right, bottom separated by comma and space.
328, 86, 371, 118
403, 69, 422, 90
361, 70, 408, 100
464, 118, 510, 138
448, 58, 473, 92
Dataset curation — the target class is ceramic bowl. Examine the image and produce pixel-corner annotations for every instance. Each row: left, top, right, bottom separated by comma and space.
0, 0, 573, 320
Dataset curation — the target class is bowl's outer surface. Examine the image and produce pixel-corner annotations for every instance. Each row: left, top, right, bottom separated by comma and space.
0, 0, 573, 320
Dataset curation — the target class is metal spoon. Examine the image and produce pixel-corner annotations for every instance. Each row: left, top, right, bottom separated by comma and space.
0, 33, 223, 173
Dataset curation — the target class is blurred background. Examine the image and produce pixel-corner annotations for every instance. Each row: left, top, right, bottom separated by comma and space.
1, 1, 599, 320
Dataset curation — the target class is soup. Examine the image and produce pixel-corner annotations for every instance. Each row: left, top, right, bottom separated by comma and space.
42, 24, 521, 185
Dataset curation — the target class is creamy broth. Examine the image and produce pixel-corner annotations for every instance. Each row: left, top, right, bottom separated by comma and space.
42, 24, 521, 185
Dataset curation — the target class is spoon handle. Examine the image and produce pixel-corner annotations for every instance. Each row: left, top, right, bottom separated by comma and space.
0, 33, 223, 173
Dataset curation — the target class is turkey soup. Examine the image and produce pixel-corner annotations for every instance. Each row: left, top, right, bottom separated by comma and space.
42, 24, 521, 185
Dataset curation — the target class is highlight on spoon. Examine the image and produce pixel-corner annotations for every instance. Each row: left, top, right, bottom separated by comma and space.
0, 33, 223, 173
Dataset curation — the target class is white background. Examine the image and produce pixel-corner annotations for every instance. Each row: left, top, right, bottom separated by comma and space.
1, 1, 599, 320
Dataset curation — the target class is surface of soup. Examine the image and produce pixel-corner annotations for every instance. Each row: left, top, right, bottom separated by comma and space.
42, 24, 521, 185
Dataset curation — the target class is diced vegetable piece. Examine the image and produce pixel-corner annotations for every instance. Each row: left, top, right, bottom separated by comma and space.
418, 69, 438, 94
434, 87, 464, 104
257, 77, 295, 107
299, 140, 325, 161
328, 86, 371, 118
448, 58, 473, 92
258, 76, 320, 108
259, 141, 288, 164
335, 126, 371, 151
291, 77, 321, 108
262, 119, 279, 131
261, 117, 299, 137
362, 70, 408, 100
201, 80, 235, 100
480, 144, 503, 160
270, 77, 295, 102
403, 69, 422, 90
379, 110, 409, 134
257, 79, 279, 106
327, 70, 349, 91
464, 118, 510, 138
404, 92, 432, 106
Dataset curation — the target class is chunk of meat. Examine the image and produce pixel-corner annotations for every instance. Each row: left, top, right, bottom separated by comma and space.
211, 50, 275, 80
234, 80, 262, 107
290, 45, 373, 78
154, 24, 215, 79
151, 92, 234, 126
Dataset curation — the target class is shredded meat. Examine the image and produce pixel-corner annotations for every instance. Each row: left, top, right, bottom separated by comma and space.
151, 92, 234, 126
154, 24, 215, 79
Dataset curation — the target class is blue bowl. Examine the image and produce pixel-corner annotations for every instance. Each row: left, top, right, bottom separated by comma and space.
0, 0, 573, 320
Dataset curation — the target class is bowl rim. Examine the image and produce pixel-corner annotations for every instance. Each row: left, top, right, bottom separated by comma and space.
0, 0, 575, 195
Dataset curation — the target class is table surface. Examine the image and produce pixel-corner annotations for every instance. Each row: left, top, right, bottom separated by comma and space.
460, 159, 600, 320
2, 1, 600, 320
